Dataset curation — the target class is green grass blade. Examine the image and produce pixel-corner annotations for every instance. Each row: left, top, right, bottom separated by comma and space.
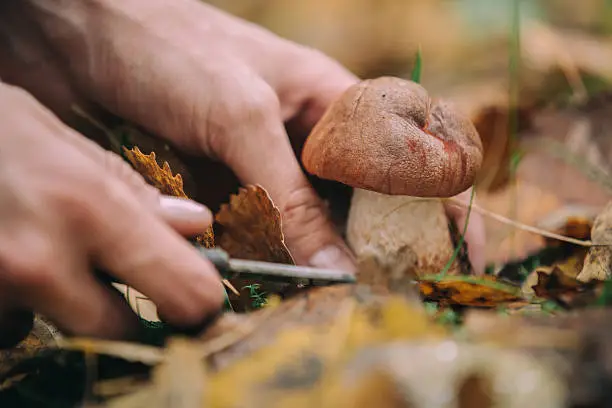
436, 186, 476, 280
411, 46, 423, 84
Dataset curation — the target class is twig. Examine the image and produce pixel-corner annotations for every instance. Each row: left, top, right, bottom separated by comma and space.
444, 197, 593, 247
223, 280, 240, 296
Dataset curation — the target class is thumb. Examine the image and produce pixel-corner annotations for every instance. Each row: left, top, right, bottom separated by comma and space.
209, 86, 357, 273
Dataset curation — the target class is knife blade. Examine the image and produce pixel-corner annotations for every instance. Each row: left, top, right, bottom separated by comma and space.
200, 247, 356, 286
97, 247, 356, 286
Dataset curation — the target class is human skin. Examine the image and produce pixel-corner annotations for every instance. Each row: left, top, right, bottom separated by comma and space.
0, 0, 485, 343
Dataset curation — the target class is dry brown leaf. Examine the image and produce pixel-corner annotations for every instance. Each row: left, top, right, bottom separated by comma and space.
529, 267, 603, 308
214, 184, 295, 312
578, 201, 612, 282
215, 184, 293, 264
522, 248, 588, 297
539, 210, 595, 247
417, 275, 522, 307
122, 146, 214, 248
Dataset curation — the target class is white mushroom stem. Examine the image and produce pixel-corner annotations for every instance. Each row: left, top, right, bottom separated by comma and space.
346, 188, 460, 280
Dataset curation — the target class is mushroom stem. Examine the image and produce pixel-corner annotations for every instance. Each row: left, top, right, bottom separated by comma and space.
346, 188, 460, 279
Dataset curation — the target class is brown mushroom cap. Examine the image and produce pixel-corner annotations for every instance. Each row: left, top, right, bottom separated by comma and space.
301, 77, 483, 197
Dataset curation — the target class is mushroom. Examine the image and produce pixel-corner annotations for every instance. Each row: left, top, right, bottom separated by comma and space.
302, 77, 483, 279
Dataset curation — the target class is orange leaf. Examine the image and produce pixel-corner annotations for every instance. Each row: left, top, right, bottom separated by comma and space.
122, 146, 214, 248
417, 275, 522, 307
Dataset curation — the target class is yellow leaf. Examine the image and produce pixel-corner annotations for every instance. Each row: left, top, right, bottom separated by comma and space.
417, 275, 522, 307
122, 146, 214, 248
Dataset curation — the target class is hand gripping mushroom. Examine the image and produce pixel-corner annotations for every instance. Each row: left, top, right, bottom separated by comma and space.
302, 77, 483, 278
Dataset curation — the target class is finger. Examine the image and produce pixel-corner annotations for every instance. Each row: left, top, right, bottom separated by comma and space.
12, 83, 216, 254
49, 121, 214, 237
158, 195, 213, 237
41, 20, 356, 273
209, 84, 356, 272
91, 145, 214, 237
0, 229, 140, 339
444, 190, 487, 275
80, 173, 224, 327
23, 268, 141, 340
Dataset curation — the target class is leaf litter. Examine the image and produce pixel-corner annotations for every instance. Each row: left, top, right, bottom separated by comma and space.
4, 135, 612, 406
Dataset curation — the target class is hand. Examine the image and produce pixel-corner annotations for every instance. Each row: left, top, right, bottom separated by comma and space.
2, 0, 485, 274
0, 82, 224, 346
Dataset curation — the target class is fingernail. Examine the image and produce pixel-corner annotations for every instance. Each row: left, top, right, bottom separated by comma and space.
159, 196, 212, 221
309, 245, 357, 274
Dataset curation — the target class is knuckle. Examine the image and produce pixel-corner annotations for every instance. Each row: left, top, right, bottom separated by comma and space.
221, 77, 280, 123
280, 185, 337, 258
205, 76, 281, 159
47, 171, 122, 229
282, 185, 329, 231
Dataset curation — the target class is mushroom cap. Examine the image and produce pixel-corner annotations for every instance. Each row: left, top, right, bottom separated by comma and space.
301, 77, 483, 197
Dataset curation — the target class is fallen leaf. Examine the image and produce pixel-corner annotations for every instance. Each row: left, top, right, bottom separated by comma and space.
530, 266, 603, 308
151, 338, 206, 408
201, 285, 428, 372
123, 146, 214, 248
539, 211, 595, 247
201, 294, 453, 408
522, 249, 588, 297
215, 185, 293, 264
214, 185, 297, 312
105, 338, 206, 408
107, 337, 565, 408
113, 125, 198, 197
578, 201, 612, 282
122, 146, 187, 199
417, 275, 522, 307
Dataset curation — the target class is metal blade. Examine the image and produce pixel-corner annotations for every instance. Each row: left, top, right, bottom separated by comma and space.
198, 248, 356, 286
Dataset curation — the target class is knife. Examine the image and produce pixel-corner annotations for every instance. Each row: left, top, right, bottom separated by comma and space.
97, 247, 356, 286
